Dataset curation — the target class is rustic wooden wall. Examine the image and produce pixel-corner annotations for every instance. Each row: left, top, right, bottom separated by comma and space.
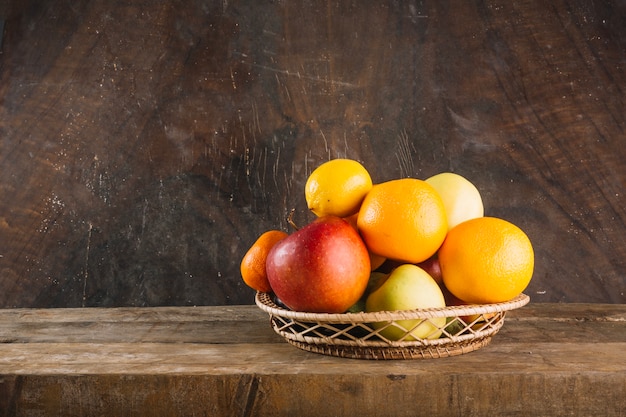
0, 0, 624, 308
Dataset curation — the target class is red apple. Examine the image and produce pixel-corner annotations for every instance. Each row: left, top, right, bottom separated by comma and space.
417, 255, 443, 285
266, 215, 371, 313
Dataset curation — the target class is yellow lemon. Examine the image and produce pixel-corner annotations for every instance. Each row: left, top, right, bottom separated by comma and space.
305, 159, 373, 218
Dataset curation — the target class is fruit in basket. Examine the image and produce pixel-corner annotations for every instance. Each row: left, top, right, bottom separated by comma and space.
365, 271, 389, 294
347, 271, 389, 313
416, 255, 443, 285
344, 213, 387, 270
442, 288, 497, 324
305, 159, 373, 218
439, 216, 534, 304
357, 178, 448, 264
240, 230, 289, 292
365, 264, 446, 340
266, 215, 371, 313
425, 172, 484, 230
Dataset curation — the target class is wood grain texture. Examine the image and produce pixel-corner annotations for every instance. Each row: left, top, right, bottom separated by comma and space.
0, 303, 624, 416
0, 0, 625, 307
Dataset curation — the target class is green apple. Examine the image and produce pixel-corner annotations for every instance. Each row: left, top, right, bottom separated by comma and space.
365, 264, 446, 340
425, 172, 484, 230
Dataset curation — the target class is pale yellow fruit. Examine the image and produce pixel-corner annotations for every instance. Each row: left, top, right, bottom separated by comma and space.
425, 172, 484, 230
365, 264, 446, 341
305, 159, 373, 218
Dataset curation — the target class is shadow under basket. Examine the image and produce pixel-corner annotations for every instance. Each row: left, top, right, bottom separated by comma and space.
255, 292, 530, 360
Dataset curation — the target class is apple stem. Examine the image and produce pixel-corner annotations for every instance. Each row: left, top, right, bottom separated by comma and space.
287, 209, 300, 231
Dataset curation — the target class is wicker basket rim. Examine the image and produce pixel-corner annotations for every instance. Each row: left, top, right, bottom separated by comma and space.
255, 292, 530, 322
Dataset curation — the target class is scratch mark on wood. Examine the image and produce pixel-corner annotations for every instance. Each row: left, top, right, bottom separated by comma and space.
320, 130, 329, 157
230, 67, 237, 90
262, 147, 268, 192
250, 63, 358, 88
141, 199, 148, 242
273, 144, 280, 192
395, 129, 415, 178
245, 147, 250, 176
216, 167, 223, 201
251, 99, 261, 134
82, 222, 93, 308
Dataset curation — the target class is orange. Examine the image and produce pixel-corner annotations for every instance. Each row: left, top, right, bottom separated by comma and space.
240, 230, 288, 292
356, 178, 448, 264
439, 217, 534, 304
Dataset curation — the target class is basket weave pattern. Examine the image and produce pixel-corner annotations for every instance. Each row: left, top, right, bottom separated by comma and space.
256, 292, 530, 359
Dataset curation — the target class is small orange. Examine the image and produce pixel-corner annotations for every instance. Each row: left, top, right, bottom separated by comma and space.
356, 178, 448, 264
240, 230, 288, 292
439, 217, 534, 304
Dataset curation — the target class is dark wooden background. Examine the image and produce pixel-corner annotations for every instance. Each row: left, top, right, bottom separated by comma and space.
0, 0, 624, 308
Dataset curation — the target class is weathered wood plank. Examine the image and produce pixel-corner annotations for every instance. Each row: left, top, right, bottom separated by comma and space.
507, 302, 626, 321
0, 370, 623, 417
0, 303, 624, 344
0, 303, 626, 343
0, 304, 624, 416
0, 341, 624, 375
0, 305, 281, 344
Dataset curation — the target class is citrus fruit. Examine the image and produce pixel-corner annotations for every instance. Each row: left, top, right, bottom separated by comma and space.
425, 172, 484, 230
305, 159, 373, 218
439, 216, 534, 304
240, 230, 288, 292
356, 178, 448, 264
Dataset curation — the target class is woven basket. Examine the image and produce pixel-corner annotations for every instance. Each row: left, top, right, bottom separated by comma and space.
256, 291, 530, 359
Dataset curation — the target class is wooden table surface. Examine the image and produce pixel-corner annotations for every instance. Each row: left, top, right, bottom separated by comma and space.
0, 302, 624, 416
1, 0, 625, 308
